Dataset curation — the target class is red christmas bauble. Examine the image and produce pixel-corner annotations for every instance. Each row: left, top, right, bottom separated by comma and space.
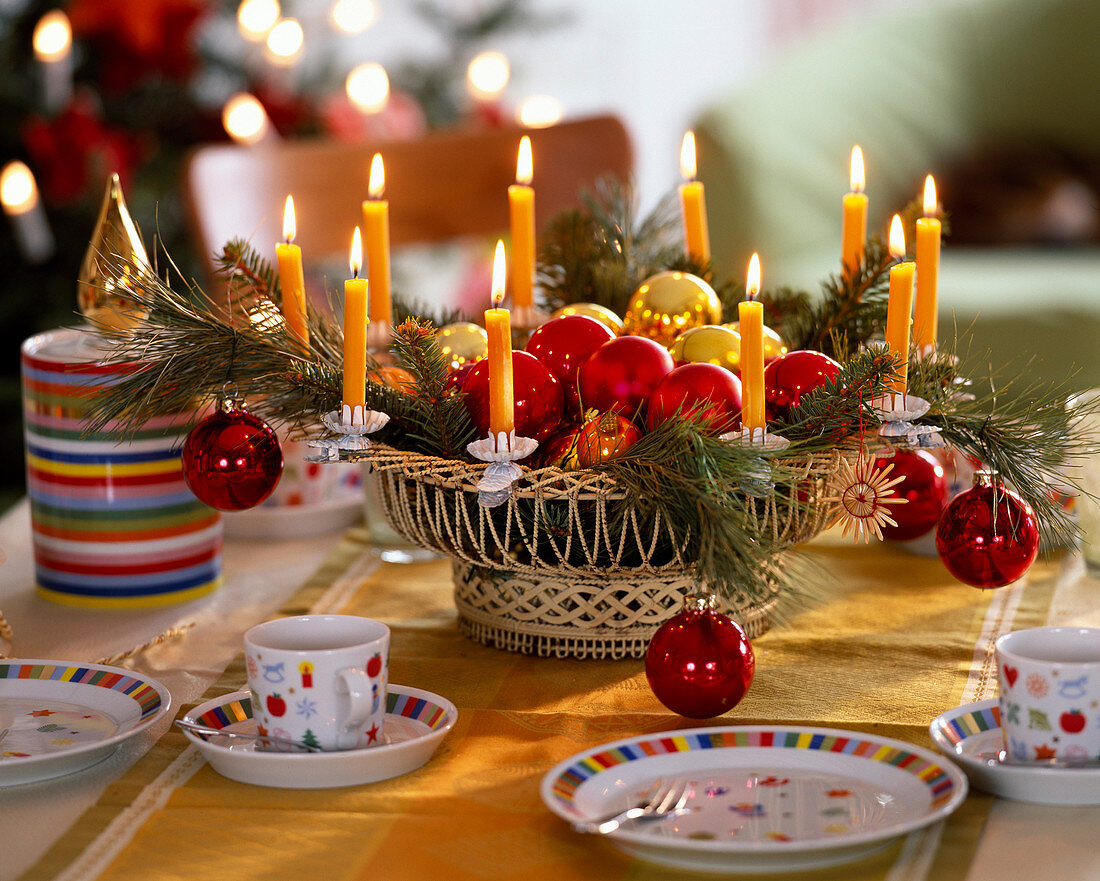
873, 449, 948, 541
935, 472, 1039, 588
536, 423, 584, 469
578, 336, 674, 419
763, 350, 842, 420
463, 351, 564, 442
645, 597, 755, 719
182, 403, 284, 511
576, 411, 642, 467
645, 363, 743, 434
526, 315, 616, 417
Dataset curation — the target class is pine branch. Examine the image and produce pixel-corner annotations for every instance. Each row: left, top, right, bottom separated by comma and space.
774, 343, 897, 443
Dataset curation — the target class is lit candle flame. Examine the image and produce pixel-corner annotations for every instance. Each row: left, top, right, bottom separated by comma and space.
349, 226, 363, 277
491, 239, 506, 308
746, 252, 761, 300
889, 214, 906, 260
850, 145, 865, 193
1, 161, 39, 214
515, 136, 532, 186
923, 174, 937, 217
282, 195, 296, 243
680, 131, 697, 181
368, 153, 385, 199
33, 10, 71, 60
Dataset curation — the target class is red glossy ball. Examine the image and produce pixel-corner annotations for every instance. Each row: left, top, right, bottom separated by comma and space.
935, 478, 1039, 588
526, 315, 616, 417
182, 406, 284, 511
578, 335, 674, 419
645, 363, 743, 434
763, 350, 841, 420
576, 411, 642, 467
463, 350, 564, 442
645, 603, 755, 719
873, 449, 948, 540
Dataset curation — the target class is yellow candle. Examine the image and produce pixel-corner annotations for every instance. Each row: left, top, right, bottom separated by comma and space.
913, 174, 942, 353
275, 195, 309, 353
361, 153, 392, 325
508, 135, 535, 309
841, 145, 867, 278
485, 240, 514, 444
739, 252, 766, 435
343, 227, 368, 413
885, 215, 915, 399
679, 131, 710, 264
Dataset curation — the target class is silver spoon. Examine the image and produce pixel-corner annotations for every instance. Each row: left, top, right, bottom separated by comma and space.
175, 719, 321, 752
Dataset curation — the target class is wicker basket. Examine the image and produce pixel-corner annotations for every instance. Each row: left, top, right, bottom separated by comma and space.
359, 443, 855, 658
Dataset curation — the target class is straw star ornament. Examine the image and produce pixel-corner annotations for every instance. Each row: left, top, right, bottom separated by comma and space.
828, 456, 908, 543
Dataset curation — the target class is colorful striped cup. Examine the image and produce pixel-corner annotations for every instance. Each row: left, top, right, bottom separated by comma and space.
21, 328, 222, 607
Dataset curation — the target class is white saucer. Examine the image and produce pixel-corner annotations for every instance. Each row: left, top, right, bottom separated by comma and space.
929, 699, 1100, 805
542, 725, 967, 875
180, 684, 456, 788
0, 659, 171, 786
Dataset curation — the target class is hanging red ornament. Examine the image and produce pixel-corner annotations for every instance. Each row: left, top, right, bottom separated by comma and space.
935, 470, 1040, 588
645, 362, 743, 434
182, 399, 284, 511
576, 411, 642, 467
763, 349, 841, 421
578, 335, 674, 418
463, 351, 564, 441
525, 314, 615, 417
645, 595, 755, 719
873, 449, 948, 540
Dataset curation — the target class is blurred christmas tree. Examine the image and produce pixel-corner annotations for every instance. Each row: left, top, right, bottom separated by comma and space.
0, 0, 559, 504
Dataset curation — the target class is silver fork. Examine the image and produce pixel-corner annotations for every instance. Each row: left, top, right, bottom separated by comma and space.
573, 779, 690, 835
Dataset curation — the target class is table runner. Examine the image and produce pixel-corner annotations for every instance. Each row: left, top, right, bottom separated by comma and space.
19, 529, 1060, 881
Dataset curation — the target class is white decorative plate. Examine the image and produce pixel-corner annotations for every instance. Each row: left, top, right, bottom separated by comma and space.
929, 699, 1100, 805
181, 684, 456, 788
0, 659, 171, 786
541, 725, 968, 875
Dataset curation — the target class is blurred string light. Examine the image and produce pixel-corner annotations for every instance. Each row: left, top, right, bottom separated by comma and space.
222, 93, 272, 144
237, 0, 280, 41
517, 95, 562, 128
265, 17, 304, 66
346, 62, 389, 112
466, 50, 509, 101
331, 0, 375, 34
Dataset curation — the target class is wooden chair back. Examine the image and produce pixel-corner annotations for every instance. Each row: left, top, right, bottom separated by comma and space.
183, 115, 633, 276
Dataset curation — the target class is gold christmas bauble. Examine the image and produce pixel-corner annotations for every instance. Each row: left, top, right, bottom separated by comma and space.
670, 324, 743, 372
551, 302, 625, 334
77, 174, 151, 334
724, 322, 789, 362
437, 322, 489, 371
623, 271, 721, 346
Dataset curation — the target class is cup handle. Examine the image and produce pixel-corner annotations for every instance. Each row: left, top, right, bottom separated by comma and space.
335, 667, 373, 749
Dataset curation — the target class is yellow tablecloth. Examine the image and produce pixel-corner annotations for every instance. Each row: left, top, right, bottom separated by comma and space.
21, 529, 1062, 881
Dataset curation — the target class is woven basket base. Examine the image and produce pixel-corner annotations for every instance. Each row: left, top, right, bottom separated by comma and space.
452, 561, 779, 660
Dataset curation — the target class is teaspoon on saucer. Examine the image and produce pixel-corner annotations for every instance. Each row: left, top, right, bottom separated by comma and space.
175, 719, 321, 752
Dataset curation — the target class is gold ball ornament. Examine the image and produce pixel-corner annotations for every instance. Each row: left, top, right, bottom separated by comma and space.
436, 322, 489, 371
725, 322, 789, 362
551, 302, 625, 335
623, 271, 722, 346
670, 325, 743, 372
77, 174, 151, 334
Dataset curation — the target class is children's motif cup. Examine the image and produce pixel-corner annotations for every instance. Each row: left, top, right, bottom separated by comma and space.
244, 615, 389, 751
995, 626, 1100, 764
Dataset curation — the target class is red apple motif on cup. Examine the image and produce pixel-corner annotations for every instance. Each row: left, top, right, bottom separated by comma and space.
1060, 709, 1086, 734
266, 693, 287, 717
367, 653, 383, 678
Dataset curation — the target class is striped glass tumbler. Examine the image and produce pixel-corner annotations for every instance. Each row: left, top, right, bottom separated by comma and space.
21, 328, 222, 607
